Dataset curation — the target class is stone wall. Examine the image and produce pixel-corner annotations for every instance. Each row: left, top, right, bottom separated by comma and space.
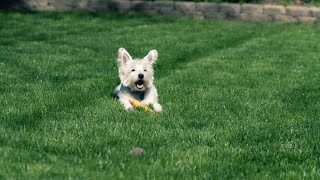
16, 0, 320, 23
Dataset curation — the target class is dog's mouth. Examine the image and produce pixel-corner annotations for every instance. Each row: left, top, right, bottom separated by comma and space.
135, 80, 144, 89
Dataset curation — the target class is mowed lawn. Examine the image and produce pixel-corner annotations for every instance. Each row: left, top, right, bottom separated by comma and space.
0, 11, 320, 178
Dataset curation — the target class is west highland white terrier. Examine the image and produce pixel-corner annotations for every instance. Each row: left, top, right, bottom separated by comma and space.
113, 48, 162, 112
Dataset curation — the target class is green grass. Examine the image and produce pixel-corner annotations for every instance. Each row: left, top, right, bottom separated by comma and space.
1, 11, 320, 178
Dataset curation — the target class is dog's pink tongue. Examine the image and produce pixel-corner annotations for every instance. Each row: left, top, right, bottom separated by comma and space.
137, 84, 144, 89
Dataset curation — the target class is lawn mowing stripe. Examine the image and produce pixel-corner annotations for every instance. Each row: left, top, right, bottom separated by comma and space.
1, 11, 320, 178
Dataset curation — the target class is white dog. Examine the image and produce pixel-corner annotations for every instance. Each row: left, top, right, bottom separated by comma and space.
113, 48, 162, 112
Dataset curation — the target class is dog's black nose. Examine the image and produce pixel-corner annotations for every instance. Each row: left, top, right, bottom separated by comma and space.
138, 74, 144, 79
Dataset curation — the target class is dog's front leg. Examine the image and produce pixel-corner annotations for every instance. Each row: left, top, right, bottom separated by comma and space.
153, 103, 162, 112
120, 98, 133, 111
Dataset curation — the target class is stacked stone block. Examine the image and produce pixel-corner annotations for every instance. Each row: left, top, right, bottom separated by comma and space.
19, 0, 320, 23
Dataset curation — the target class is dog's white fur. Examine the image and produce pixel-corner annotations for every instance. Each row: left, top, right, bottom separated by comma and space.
114, 48, 162, 112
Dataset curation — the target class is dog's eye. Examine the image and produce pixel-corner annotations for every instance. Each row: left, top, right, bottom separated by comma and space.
144, 70, 147, 72
131, 69, 135, 72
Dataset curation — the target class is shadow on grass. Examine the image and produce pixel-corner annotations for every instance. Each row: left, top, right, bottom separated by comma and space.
282, 84, 320, 113
3, 109, 44, 130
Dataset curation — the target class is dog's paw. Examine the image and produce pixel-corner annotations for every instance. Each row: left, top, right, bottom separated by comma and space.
125, 105, 134, 111
153, 103, 162, 112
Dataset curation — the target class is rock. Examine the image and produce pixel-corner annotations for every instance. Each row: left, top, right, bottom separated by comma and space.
175, 2, 195, 15
129, 147, 145, 156
219, 3, 240, 18
297, 16, 317, 23
239, 13, 272, 21
241, 4, 263, 14
196, 2, 219, 12
286, 6, 311, 17
272, 14, 297, 22
263, 5, 286, 15
310, 7, 320, 18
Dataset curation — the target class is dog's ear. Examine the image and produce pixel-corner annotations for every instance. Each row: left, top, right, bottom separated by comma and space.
118, 48, 132, 65
144, 50, 158, 64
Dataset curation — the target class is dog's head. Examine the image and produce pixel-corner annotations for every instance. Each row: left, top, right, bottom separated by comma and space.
117, 48, 158, 92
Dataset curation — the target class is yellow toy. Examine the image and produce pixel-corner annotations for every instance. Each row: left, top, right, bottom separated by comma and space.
129, 99, 155, 113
